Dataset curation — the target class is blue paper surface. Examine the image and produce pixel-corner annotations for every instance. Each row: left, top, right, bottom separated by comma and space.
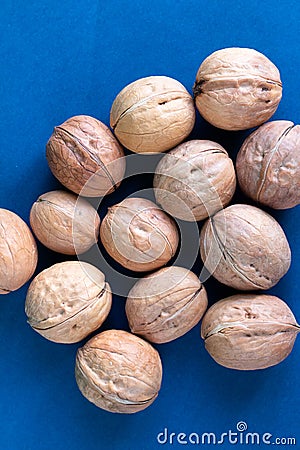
0, 1, 300, 449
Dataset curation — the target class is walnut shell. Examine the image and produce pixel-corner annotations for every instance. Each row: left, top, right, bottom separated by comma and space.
200, 204, 291, 290
25, 261, 112, 343
75, 329, 162, 413
100, 197, 179, 272
201, 294, 300, 370
126, 266, 207, 343
0, 209, 38, 294
110, 76, 195, 153
30, 190, 100, 255
193, 47, 282, 130
154, 140, 236, 221
46, 115, 125, 197
236, 120, 300, 209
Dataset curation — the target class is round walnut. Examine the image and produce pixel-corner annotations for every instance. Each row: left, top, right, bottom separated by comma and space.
46, 115, 125, 197
201, 294, 300, 370
75, 329, 163, 413
110, 76, 195, 153
154, 140, 236, 221
126, 266, 208, 344
25, 261, 112, 343
236, 120, 300, 209
100, 197, 179, 272
200, 204, 291, 290
0, 209, 38, 294
30, 190, 100, 255
193, 47, 282, 130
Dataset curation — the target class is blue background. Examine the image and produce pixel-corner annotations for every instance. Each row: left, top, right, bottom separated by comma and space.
0, 1, 300, 449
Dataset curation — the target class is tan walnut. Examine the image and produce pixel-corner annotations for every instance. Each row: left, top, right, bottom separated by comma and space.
25, 261, 112, 343
100, 197, 179, 272
201, 294, 300, 370
110, 76, 195, 153
126, 266, 208, 343
200, 204, 291, 290
154, 140, 236, 221
75, 329, 163, 413
46, 115, 125, 197
193, 47, 282, 130
236, 120, 300, 209
30, 190, 100, 255
0, 209, 38, 294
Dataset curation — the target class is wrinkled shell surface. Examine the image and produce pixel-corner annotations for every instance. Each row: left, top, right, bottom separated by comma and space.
25, 261, 112, 343
46, 115, 125, 197
154, 140, 236, 221
0, 209, 38, 294
126, 266, 208, 343
200, 204, 291, 290
236, 120, 300, 209
100, 197, 179, 272
110, 76, 195, 153
30, 190, 100, 255
193, 47, 282, 130
201, 294, 300, 370
75, 329, 162, 413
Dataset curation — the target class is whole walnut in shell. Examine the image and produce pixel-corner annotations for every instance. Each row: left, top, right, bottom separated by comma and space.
46, 115, 125, 197
236, 120, 300, 209
30, 190, 100, 255
25, 261, 112, 343
193, 47, 282, 130
110, 76, 195, 153
201, 294, 300, 370
100, 197, 179, 272
200, 204, 291, 290
126, 266, 208, 343
0, 209, 38, 294
75, 329, 162, 413
154, 140, 236, 221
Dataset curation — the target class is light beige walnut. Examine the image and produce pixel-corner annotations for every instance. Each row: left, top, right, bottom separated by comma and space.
25, 261, 112, 343
201, 294, 300, 370
100, 197, 179, 272
0, 209, 38, 294
236, 120, 300, 209
200, 204, 291, 290
46, 115, 126, 197
126, 266, 208, 343
30, 190, 100, 255
75, 329, 162, 413
154, 140, 236, 221
193, 47, 282, 130
110, 76, 195, 153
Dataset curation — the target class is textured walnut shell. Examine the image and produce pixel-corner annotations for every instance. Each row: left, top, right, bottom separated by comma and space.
46, 115, 125, 197
200, 204, 291, 290
75, 329, 162, 413
25, 261, 112, 343
193, 48, 282, 130
236, 120, 300, 209
126, 266, 207, 343
0, 209, 38, 294
30, 190, 100, 255
154, 140, 236, 221
110, 76, 195, 153
201, 294, 300, 370
100, 197, 179, 272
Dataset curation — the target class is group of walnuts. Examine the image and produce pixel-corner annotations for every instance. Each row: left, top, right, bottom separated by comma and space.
1, 47, 300, 414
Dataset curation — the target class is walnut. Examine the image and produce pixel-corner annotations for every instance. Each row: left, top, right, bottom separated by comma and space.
193, 47, 282, 130
236, 120, 300, 209
75, 329, 162, 413
110, 76, 195, 153
200, 204, 291, 290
